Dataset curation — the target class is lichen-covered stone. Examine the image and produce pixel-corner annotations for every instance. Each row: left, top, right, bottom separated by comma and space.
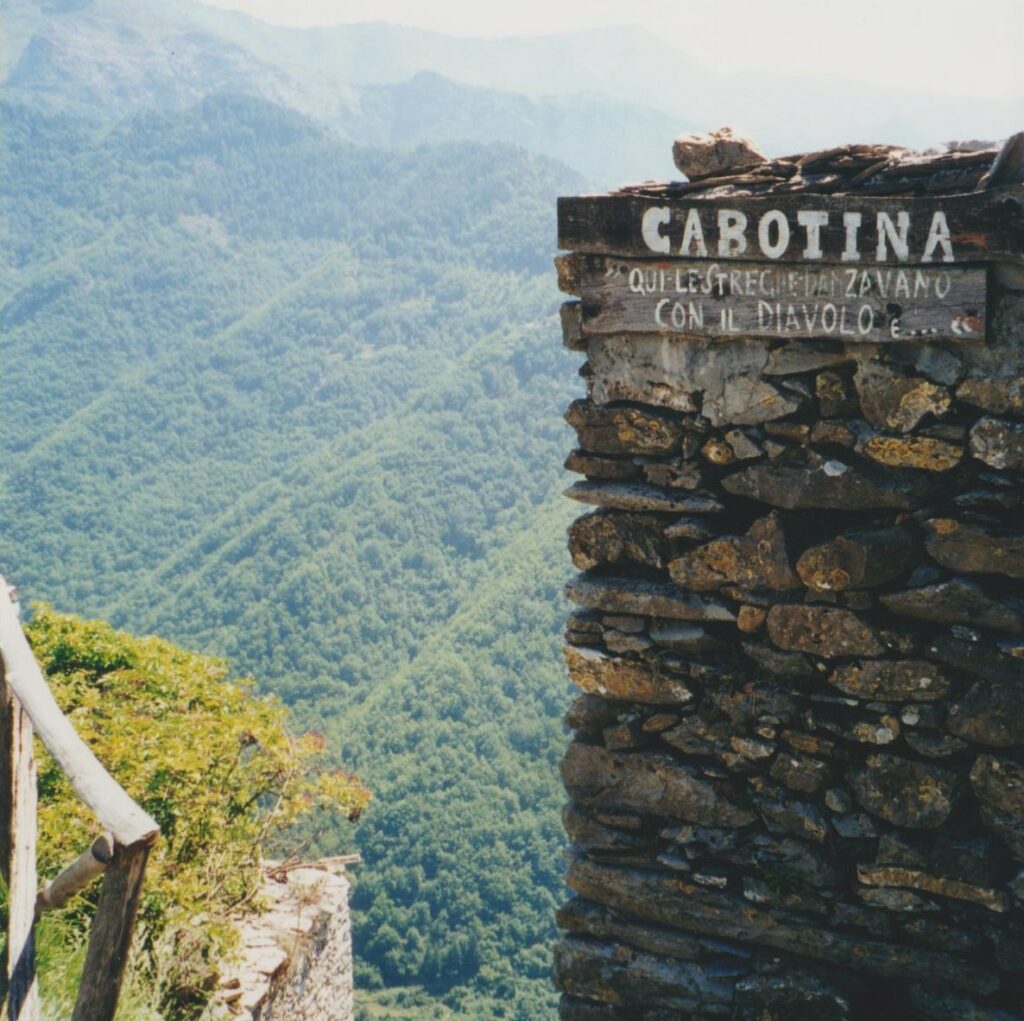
850, 754, 960, 829
926, 634, 1021, 684
816, 370, 859, 418
957, 377, 1024, 416
723, 455, 932, 510
767, 605, 885, 658
856, 865, 1007, 913
797, 525, 914, 592
568, 510, 668, 571
642, 458, 705, 490
971, 755, 1024, 820
564, 399, 683, 455
668, 512, 800, 592
923, 519, 1024, 578
948, 680, 1024, 748
562, 806, 657, 854
556, 897, 705, 962
660, 715, 732, 758
770, 754, 832, 794
969, 416, 1024, 470
880, 579, 1024, 634
735, 972, 852, 1021
565, 575, 735, 621
564, 646, 693, 706
743, 640, 817, 678
586, 335, 805, 426
855, 363, 951, 433
564, 450, 642, 480
863, 435, 963, 472
561, 743, 756, 827
828, 661, 951, 702
565, 856, 999, 995
554, 936, 739, 1009
565, 480, 723, 513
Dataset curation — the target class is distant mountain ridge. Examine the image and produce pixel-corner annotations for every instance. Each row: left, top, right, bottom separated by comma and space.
5, 0, 1022, 187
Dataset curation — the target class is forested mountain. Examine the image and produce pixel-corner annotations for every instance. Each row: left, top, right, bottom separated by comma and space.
1, 93, 580, 1017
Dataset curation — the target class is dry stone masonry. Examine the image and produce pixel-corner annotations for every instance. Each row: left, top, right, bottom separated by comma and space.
554, 131, 1024, 1020
205, 859, 355, 1021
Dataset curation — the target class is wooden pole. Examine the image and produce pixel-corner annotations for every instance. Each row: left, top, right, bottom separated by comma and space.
70, 841, 153, 1021
35, 834, 114, 919
0, 659, 40, 1021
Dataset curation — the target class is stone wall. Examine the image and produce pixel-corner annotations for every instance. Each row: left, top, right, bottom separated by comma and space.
208, 861, 355, 1021
554, 149, 1024, 1019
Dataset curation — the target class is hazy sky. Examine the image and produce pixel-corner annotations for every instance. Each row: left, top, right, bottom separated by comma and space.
205, 0, 1024, 100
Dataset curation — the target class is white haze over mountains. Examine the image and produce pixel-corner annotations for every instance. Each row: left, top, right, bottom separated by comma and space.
206, 0, 1024, 104
4, 0, 1022, 187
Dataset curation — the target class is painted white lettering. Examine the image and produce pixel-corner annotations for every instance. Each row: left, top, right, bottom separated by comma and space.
935, 272, 952, 299
922, 211, 954, 263
876, 211, 910, 262
680, 208, 709, 257
821, 303, 838, 332
858, 305, 874, 335
797, 210, 830, 259
757, 209, 790, 259
654, 298, 669, 327
842, 212, 862, 262
717, 209, 748, 257
641, 206, 671, 254
628, 268, 646, 294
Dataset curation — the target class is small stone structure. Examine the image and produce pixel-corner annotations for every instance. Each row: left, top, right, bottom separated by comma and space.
208, 858, 356, 1020
554, 135, 1024, 1019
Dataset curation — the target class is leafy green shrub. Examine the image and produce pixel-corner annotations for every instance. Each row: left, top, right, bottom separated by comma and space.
25, 605, 370, 1015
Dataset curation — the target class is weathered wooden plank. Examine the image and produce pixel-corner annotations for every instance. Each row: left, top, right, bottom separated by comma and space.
579, 256, 987, 343
36, 834, 114, 917
558, 186, 1024, 265
0, 580, 159, 848
0, 662, 39, 1021
70, 841, 153, 1021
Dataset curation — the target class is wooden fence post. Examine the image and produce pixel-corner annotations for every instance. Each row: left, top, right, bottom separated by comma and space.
70, 840, 154, 1021
0, 577, 159, 1021
0, 659, 40, 1021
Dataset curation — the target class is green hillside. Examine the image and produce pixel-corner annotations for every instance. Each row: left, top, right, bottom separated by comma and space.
1, 94, 580, 1017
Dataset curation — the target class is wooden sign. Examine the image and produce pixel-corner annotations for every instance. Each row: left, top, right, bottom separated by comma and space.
559, 188, 1024, 266
579, 256, 987, 343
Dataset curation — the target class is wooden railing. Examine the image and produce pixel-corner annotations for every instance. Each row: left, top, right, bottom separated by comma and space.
0, 579, 160, 1021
